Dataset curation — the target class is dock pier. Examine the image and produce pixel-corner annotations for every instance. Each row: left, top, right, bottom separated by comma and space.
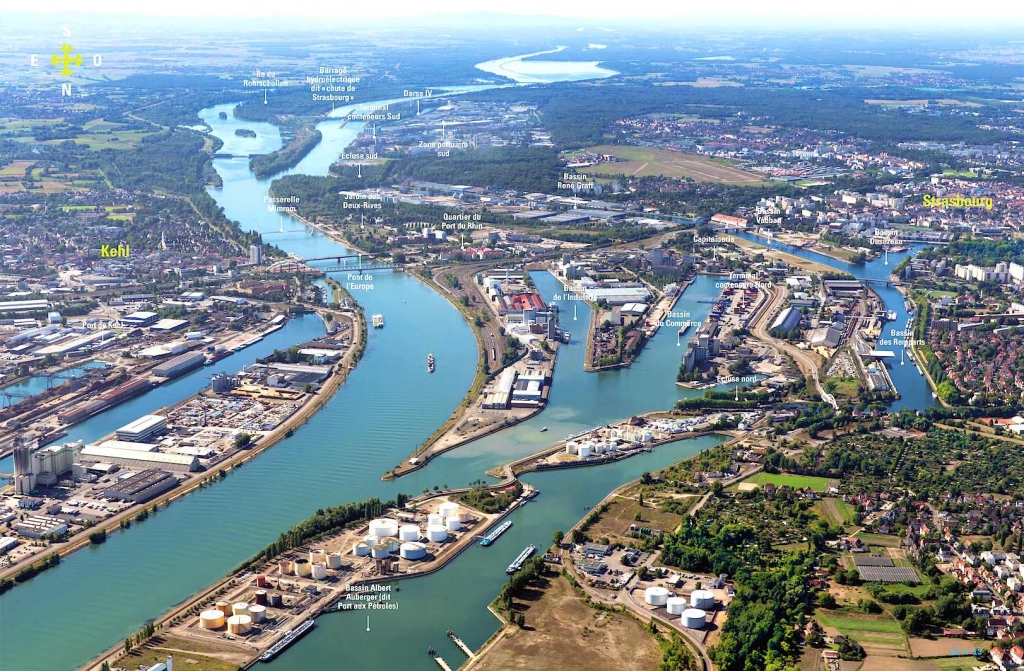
447, 630, 475, 659
433, 656, 453, 671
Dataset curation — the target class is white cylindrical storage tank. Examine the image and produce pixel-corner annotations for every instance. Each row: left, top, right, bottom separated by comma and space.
426, 524, 449, 543
399, 525, 420, 541
199, 609, 225, 629
369, 518, 399, 538
682, 608, 707, 629
353, 542, 371, 557
642, 431, 653, 443
427, 513, 444, 526
644, 586, 669, 606
311, 563, 328, 580
386, 539, 400, 553
227, 614, 252, 635
438, 502, 460, 519
309, 548, 326, 565
666, 597, 687, 615
232, 602, 249, 616
363, 534, 379, 546
400, 542, 427, 560
565, 441, 578, 455
445, 516, 462, 532
593, 442, 605, 455
326, 552, 343, 569
457, 511, 471, 523
248, 604, 266, 623
293, 558, 311, 577
371, 544, 390, 559
278, 560, 293, 575
578, 444, 592, 459
690, 589, 715, 610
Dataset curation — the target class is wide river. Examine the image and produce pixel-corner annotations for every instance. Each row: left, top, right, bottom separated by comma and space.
0, 61, 933, 671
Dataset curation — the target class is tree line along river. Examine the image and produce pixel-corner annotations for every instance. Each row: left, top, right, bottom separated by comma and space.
0, 80, 932, 671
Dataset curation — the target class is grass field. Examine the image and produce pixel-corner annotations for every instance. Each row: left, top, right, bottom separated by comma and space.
580, 144, 764, 184
855, 532, 903, 548
0, 160, 33, 176
738, 472, 832, 492
479, 572, 662, 671
586, 495, 685, 543
817, 611, 904, 635
941, 169, 979, 178
816, 499, 857, 526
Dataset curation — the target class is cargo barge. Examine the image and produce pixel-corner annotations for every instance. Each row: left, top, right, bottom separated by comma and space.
259, 618, 315, 662
479, 520, 512, 546
506, 544, 536, 574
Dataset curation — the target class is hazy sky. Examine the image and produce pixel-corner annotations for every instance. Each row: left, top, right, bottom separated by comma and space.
10, 0, 1024, 25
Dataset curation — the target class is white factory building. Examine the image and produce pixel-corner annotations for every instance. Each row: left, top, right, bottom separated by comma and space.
115, 415, 168, 442
79, 444, 199, 473
482, 368, 548, 409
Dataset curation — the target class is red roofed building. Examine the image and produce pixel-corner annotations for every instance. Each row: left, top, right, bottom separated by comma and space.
710, 214, 749, 228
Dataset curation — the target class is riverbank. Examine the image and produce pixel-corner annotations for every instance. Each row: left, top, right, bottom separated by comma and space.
81, 422, 726, 671
0, 307, 364, 587
81, 486, 529, 671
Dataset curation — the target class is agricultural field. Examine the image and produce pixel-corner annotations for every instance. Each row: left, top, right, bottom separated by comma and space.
580, 144, 764, 184
734, 471, 832, 492
815, 498, 857, 527
853, 532, 903, 548
816, 609, 910, 657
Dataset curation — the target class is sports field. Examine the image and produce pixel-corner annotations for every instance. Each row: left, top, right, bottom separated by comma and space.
581, 144, 764, 184
738, 471, 832, 492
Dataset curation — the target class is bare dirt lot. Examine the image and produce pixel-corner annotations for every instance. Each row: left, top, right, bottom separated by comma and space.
478, 572, 662, 671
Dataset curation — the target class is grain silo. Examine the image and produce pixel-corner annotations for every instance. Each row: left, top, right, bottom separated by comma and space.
666, 597, 687, 615
690, 589, 715, 610
682, 608, 707, 629
644, 586, 669, 606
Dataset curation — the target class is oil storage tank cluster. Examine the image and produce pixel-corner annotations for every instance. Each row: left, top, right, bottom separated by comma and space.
690, 589, 715, 610
682, 608, 707, 629
644, 586, 669, 606
666, 597, 687, 615
400, 542, 427, 560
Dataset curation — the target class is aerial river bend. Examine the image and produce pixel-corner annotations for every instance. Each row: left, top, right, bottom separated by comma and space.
0, 58, 931, 671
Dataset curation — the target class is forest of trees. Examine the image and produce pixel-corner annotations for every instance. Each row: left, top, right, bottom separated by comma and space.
250, 125, 322, 178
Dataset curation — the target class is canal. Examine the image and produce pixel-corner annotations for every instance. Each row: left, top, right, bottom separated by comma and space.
1, 73, 934, 670
730, 232, 938, 412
